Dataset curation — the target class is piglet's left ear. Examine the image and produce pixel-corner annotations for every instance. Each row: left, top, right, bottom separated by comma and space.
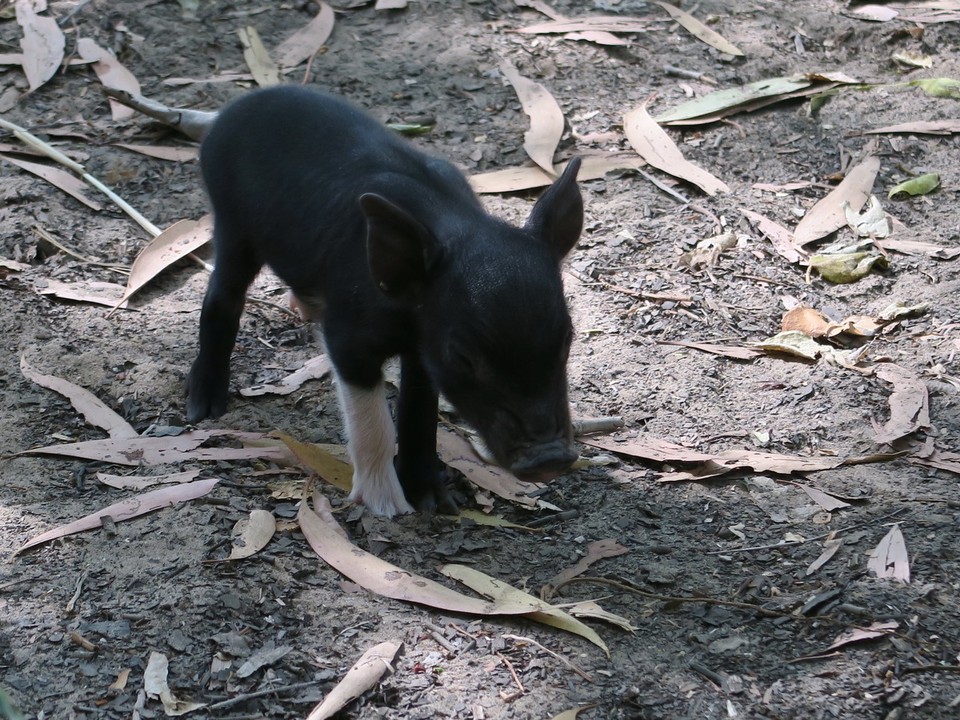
524, 157, 583, 262
360, 193, 441, 298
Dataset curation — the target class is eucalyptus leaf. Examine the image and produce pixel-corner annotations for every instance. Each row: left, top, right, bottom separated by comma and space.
888, 173, 940, 199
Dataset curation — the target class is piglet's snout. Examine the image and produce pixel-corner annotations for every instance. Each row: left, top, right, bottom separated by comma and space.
510, 438, 577, 482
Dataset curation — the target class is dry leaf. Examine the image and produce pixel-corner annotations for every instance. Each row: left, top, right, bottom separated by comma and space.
440, 564, 610, 656
15, 0, 65, 91
17, 478, 219, 553
873, 364, 930, 444
75, 38, 141, 120
20, 355, 138, 438
739, 208, 806, 264
824, 621, 899, 652
273, 430, 353, 493
652, 2, 743, 56
235, 644, 292, 678
36, 279, 129, 309
514, 0, 624, 45
305, 641, 402, 720
541, 539, 629, 601
144, 652, 206, 716
453, 508, 538, 531
469, 154, 643, 194
518, 16, 651, 36
658, 339, 762, 360
238, 26, 280, 87
865, 119, 960, 135
793, 156, 880, 248
298, 494, 540, 615
0, 153, 103, 211
781, 306, 835, 338
240, 355, 332, 397
565, 601, 637, 632
19, 429, 289, 466
794, 483, 852, 511
375, 0, 407, 8
113, 143, 198, 162
229, 509, 276, 560
580, 435, 715, 463
868, 524, 910, 582
806, 538, 843, 575
749, 330, 822, 361
624, 103, 729, 195
437, 428, 542, 507
499, 59, 564, 175
111, 215, 213, 311
97, 469, 201, 491
275, 1, 335, 68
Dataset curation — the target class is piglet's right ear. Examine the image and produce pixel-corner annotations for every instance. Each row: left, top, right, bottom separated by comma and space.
360, 193, 440, 298
525, 157, 583, 262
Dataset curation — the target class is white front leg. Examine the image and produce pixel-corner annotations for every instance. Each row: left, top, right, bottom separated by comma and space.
335, 374, 414, 517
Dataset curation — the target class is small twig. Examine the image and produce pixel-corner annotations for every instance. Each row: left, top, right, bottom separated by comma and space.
503, 634, 593, 683
572, 416, 624, 436
205, 680, 320, 711
663, 64, 717, 85
424, 622, 457, 655
495, 652, 525, 701
31, 224, 97, 264
689, 661, 726, 690
636, 168, 690, 204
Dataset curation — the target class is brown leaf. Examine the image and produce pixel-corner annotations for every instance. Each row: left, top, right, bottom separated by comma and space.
228, 509, 276, 560
111, 215, 213, 311
781, 306, 836, 338
864, 119, 960, 135
623, 103, 728, 195
305, 641, 403, 720
97, 469, 201, 491
275, 2, 335, 68
806, 538, 843, 575
273, 430, 353, 493
15, 0, 65, 91
499, 59, 564, 175
37, 279, 129, 309
793, 483, 851, 511
437, 428, 542, 507
873, 364, 930, 444
739, 208, 806, 264
0, 153, 103, 211
652, 2, 743, 56
469, 154, 643, 194
658, 339, 762, 361
17, 478, 219, 553
297, 494, 540, 615
518, 16, 651, 35
18, 429, 289, 466
76, 37, 141, 120
113, 143, 198, 162
793, 156, 880, 248
824, 621, 899, 652
20, 355, 138, 438
541, 539, 629, 600
867, 524, 910, 582
240, 355, 332, 397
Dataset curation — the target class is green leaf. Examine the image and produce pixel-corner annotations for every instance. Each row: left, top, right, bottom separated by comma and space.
654, 76, 812, 124
909, 77, 960, 100
888, 173, 940, 199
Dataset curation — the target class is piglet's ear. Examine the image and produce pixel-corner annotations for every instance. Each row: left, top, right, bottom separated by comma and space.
360, 193, 440, 298
525, 157, 583, 262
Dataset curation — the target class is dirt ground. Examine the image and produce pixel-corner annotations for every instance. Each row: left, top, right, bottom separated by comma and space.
2, 0, 959, 718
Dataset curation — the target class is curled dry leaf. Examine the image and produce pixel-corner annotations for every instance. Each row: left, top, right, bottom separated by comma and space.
76, 38, 141, 120
144, 652, 206, 716
541, 539, 629, 601
305, 641, 403, 720
110, 215, 213, 312
0, 153, 103, 211
873, 364, 930, 444
275, 0, 334, 67
565, 601, 637, 633
20, 355, 138, 438
868, 524, 910, 583
15, 0, 65, 91
297, 493, 540, 615
437, 428, 542, 507
498, 59, 564, 175
844, 195, 890, 238
229, 509, 277, 560
240, 355, 332, 397
781, 306, 835, 338
441, 564, 610, 656
739, 208, 805, 264
825, 621, 899, 652
624, 104, 729, 196
17, 478, 219, 554
793, 156, 880, 248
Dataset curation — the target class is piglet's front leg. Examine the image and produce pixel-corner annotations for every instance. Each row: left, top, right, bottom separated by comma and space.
336, 373, 414, 518
396, 353, 457, 515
